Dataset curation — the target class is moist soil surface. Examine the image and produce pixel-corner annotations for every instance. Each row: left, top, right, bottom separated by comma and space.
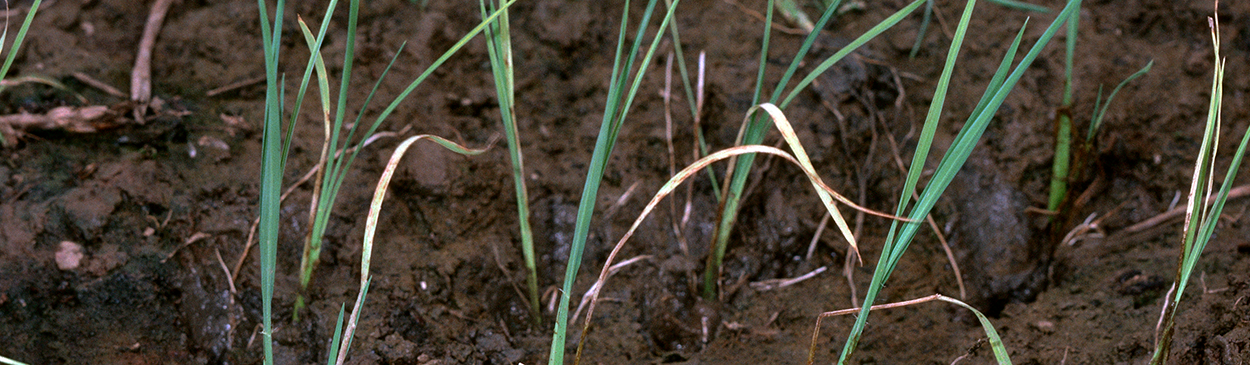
2, 0, 1250, 364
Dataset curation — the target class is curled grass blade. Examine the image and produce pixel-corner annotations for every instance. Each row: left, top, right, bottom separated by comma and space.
290, 0, 516, 319
808, 294, 1011, 365
707, 0, 921, 300
579, 103, 904, 362
339, 135, 489, 364
359, 135, 492, 291
579, 145, 869, 361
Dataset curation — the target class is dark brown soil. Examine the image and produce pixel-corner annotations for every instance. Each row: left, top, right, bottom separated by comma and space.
2, 0, 1249, 364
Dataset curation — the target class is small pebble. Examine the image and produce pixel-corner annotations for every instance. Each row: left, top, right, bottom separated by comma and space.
56, 241, 84, 270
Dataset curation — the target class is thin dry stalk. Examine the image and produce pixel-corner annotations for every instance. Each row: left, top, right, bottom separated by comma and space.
1122, 184, 1250, 233
131, 0, 174, 122
206, 76, 266, 97
71, 72, 127, 98
570, 254, 653, 322
663, 52, 689, 256
750, 266, 826, 291
807, 294, 948, 365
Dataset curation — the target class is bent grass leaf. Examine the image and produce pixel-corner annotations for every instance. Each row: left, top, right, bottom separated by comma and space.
575, 103, 905, 362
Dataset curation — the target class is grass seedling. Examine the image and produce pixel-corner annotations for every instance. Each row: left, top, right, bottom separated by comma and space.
836, 1, 1083, 362
1047, 3, 1079, 211
346, 135, 489, 364
478, 0, 540, 324
705, 0, 925, 301
548, 0, 682, 363
573, 103, 903, 363
255, 0, 287, 361
255, 0, 514, 363
1086, 61, 1152, 142
0, 355, 27, 365
286, 0, 516, 320
1150, 11, 1247, 364
1045, 0, 1152, 214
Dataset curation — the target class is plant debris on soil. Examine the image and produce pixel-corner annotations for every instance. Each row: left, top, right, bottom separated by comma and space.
2, 0, 1250, 364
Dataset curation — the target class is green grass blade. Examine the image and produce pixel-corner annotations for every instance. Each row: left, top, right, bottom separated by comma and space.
939, 296, 1013, 364
550, 1, 682, 362
780, 0, 923, 109
291, 0, 515, 320
909, 0, 933, 59
839, 1, 1081, 362
706, 0, 922, 300
773, 0, 843, 105
480, 0, 539, 323
0, 0, 42, 97
256, 0, 287, 362
987, 0, 1048, 12
893, 0, 976, 221
324, 304, 346, 365
1088, 60, 1152, 139
1046, 5, 1077, 211
333, 278, 370, 365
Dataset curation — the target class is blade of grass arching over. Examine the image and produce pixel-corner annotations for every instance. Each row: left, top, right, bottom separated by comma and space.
1047, 2, 1077, 211
286, 0, 340, 166
345, 135, 487, 364
256, 0, 287, 362
706, 0, 922, 300
550, 1, 682, 363
1088, 60, 1152, 140
479, 0, 539, 324
575, 104, 906, 362
807, 294, 1013, 365
839, 1, 1081, 362
1151, 17, 1236, 362
291, 0, 515, 318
